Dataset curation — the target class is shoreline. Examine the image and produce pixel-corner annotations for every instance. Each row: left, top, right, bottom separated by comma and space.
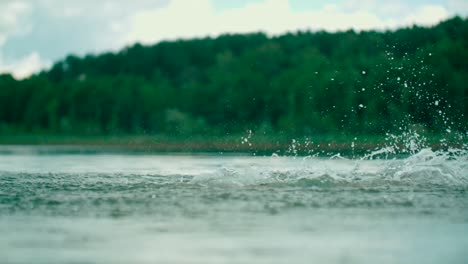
0, 133, 464, 155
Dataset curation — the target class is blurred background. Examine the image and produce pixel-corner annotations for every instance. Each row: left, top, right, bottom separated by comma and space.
0, 0, 467, 151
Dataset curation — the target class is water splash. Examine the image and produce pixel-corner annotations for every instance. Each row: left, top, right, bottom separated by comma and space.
241, 130, 253, 147
188, 146, 468, 189
193, 126, 468, 189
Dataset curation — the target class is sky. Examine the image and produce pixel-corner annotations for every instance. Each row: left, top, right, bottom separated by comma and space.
0, 0, 467, 79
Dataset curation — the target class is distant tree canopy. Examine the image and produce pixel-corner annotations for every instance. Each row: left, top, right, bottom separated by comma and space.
0, 17, 467, 136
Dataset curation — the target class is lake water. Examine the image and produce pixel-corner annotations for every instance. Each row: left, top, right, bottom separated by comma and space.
1, 146, 467, 264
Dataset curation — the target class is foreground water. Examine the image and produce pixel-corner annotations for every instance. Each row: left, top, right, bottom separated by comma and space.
0, 146, 467, 264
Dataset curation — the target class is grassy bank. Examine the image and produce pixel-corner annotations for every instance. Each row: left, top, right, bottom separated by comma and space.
0, 133, 465, 155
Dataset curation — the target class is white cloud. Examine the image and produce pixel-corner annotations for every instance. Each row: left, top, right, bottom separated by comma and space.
36, 0, 168, 20
127, 0, 381, 44
0, 0, 461, 79
403, 5, 450, 26
0, 1, 32, 45
0, 0, 167, 78
126, 0, 452, 45
0, 52, 51, 79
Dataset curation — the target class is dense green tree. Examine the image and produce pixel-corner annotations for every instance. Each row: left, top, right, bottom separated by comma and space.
0, 17, 467, 136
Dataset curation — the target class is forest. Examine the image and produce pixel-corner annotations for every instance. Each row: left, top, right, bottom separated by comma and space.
0, 17, 467, 139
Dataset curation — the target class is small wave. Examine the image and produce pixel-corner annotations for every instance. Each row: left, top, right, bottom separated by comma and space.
188, 148, 468, 189
1, 147, 466, 190
381, 148, 468, 186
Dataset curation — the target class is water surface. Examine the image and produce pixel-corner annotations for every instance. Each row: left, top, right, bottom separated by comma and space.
1, 146, 467, 264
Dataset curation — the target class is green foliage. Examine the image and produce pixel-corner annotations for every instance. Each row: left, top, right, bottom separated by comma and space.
0, 17, 467, 136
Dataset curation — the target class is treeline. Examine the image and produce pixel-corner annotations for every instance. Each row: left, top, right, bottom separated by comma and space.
0, 17, 467, 136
